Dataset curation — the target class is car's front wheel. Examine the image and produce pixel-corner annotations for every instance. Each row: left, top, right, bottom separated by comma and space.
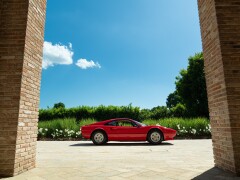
91, 131, 107, 145
147, 130, 163, 145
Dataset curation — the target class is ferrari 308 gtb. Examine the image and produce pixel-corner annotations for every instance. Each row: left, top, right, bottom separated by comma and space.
81, 118, 177, 145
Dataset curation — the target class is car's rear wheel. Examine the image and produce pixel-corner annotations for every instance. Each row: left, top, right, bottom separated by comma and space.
147, 130, 162, 145
91, 131, 107, 145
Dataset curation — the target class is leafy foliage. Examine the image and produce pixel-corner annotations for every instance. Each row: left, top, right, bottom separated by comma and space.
139, 109, 152, 120
150, 106, 170, 119
39, 104, 140, 121
167, 53, 209, 117
38, 118, 80, 139
166, 91, 182, 108
53, 102, 65, 109
170, 103, 187, 117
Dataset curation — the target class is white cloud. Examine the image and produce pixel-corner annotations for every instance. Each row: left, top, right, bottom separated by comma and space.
42, 41, 101, 70
75, 58, 101, 69
43, 41, 73, 69
69, 43, 72, 49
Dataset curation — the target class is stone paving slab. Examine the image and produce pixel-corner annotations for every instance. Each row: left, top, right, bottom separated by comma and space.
4, 140, 239, 180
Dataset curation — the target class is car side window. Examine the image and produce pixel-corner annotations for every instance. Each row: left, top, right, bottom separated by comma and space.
118, 120, 137, 127
105, 121, 118, 126
131, 122, 138, 127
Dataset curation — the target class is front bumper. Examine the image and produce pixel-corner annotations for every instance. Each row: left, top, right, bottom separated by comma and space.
164, 128, 177, 140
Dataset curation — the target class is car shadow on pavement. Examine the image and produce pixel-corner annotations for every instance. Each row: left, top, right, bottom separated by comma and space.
70, 142, 173, 147
192, 167, 239, 180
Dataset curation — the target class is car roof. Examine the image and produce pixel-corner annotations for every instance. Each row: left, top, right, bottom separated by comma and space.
96, 118, 134, 124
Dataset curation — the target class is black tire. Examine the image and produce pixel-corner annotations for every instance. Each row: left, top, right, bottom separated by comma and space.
147, 130, 163, 145
91, 130, 107, 145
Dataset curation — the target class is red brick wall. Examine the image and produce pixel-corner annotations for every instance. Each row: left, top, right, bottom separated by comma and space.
198, 0, 240, 175
0, 0, 46, 177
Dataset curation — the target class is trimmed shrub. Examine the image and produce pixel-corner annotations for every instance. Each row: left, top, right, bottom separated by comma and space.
39, 105, 140, 122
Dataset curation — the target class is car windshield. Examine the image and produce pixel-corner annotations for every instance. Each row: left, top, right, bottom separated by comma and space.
132, 120, 147, 127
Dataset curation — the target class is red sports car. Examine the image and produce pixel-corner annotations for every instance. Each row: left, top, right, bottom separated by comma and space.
81, 118, 177, 145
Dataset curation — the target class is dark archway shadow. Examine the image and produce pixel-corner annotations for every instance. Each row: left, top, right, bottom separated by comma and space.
70, 141, 173, 147
192, 167, 239, 180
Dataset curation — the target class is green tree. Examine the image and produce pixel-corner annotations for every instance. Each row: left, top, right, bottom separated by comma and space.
166, 90, 182, 108
150, 106, 170, 119
175, 53, 209, 117
139, 109, 152, 120
53, 102, 65, 109
170, 103, 187, 117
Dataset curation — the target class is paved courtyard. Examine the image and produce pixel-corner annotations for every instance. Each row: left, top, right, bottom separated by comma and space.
5, 140, 238, 180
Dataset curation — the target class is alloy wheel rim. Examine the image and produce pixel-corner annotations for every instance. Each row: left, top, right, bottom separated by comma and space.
150, 132, 161, 142
94, 133, 104, 143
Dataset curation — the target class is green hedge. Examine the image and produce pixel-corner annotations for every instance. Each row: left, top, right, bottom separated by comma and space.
39, 104, 195, 122
39, 105, 140, 122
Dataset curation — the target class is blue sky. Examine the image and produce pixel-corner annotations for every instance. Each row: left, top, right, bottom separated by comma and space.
40, 0, 202, 109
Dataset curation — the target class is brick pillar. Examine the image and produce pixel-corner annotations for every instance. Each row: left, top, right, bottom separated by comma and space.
0, 0, 46, 177
198, 0, 240, 175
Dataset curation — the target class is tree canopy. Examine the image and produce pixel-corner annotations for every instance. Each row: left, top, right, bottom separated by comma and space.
166, 91, 182, 109
166, 53, 209, 117
53, 102, 65, 109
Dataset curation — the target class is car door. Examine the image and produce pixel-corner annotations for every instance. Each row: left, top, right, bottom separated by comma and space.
103, 120, 120, 140
112, 120, 145, 141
